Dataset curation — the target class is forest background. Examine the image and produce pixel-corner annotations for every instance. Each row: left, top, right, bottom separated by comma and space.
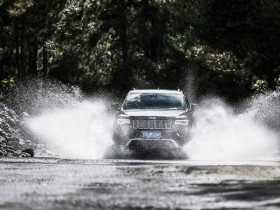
1, 0, 280, 103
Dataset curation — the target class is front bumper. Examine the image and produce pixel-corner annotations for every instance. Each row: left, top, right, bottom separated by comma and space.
113, 117, 191, 148
126, 138, 180, 150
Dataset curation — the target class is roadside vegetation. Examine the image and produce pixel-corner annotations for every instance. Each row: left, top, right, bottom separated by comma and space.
1, 0, 280, 102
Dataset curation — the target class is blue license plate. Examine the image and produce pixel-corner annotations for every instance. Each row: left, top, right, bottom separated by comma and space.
142, 131, 162, 139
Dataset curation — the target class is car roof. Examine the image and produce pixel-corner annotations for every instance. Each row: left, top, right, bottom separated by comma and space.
128, 89, 184, 95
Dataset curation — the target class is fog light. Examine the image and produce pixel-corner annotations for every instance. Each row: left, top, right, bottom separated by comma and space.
117, 118, 130, 125
174, 120, 189, 125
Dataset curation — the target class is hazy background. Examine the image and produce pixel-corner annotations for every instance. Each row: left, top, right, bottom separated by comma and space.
1, 0, 280, 104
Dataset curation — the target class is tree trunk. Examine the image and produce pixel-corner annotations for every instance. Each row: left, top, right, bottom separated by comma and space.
150, 15, 164, 61
0, 39, 5, 82
30, 36, 38, 78
20, 18, 26, 79
27, 37, 32, 77
119, 0, 130, 90
15, 19, 21, 81
43, 45, 48, 79
142, 1, 165, 62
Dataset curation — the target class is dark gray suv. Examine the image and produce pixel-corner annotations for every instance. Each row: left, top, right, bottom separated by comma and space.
111, 89, 194, 151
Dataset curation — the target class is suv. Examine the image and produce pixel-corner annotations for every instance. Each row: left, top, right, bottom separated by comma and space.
111, 89, 194, 151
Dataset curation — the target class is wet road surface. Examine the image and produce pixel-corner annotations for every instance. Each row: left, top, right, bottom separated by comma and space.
1, 158, 280, 210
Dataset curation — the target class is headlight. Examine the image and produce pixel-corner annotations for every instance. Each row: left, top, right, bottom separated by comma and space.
175, 120, 189, 125
117, 118, 130, 125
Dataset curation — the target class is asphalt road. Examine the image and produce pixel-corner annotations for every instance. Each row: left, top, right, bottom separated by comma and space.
1, 158, 280, 210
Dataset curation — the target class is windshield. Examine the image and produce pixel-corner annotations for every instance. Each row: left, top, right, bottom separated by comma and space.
122, 93, 187, 110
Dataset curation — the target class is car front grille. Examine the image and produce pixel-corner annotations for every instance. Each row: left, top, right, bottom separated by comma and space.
132, 119, 173, 129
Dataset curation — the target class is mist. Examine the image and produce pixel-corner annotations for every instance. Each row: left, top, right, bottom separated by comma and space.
184, 97, 279, 161
26, 100, 114, 159
21, 81, 280, 161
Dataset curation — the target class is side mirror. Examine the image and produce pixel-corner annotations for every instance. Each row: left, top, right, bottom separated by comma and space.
110, 103, 120, 110
190, 103, 197, 111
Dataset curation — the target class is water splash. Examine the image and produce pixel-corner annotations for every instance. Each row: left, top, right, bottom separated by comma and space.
19, 80, 280, 160
6, 79, 83, 115
12, 80, 115, 159
184, 96, 279, 161
26, 100, 114, 159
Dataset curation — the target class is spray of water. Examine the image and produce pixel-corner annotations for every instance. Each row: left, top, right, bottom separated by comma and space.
26, 100, 114, 159
184, 97, 279, 161
7, 80, 115, 159
17, 80, 279, 160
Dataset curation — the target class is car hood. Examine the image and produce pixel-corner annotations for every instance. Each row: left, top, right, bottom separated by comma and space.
122, 110, 187, 117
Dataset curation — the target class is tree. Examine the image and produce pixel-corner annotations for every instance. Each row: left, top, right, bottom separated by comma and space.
1, 0, 280, 102
191, 0, 280, 91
